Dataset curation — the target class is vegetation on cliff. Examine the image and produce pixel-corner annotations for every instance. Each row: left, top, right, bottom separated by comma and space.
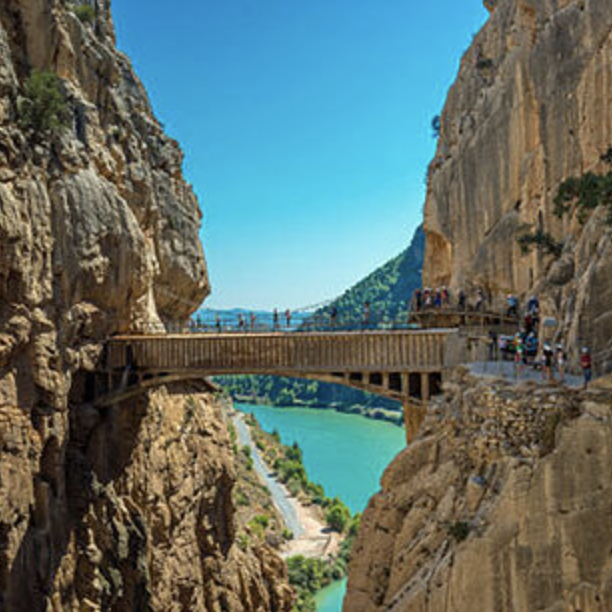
309, 224, 424, 327
554, 150, 612, 225
18, 70, 69, 136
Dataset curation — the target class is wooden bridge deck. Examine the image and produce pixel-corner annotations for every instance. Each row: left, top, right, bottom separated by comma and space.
107, 329, 452, 375
103, 328, 466, 443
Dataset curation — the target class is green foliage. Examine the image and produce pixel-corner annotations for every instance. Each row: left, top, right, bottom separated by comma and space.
516, 226, 563, 257
554, 170, 612, 225
73, 3, 95, 23
325, 501, 351, 533
18, 70, 69, 135
240, 446, 254, 470
310, 224, 424, 327
251, 514, 270, 529
235, 490, 249, 507
448, 521, 471, 542
282, 528, 294, 541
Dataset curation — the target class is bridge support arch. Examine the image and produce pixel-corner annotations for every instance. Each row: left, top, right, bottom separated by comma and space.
99, 330, 460, 444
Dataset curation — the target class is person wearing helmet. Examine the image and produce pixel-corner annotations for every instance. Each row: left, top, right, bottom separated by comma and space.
581, 347, 593, 389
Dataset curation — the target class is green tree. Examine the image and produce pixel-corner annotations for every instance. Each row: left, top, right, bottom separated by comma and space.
326, 502, 351, 533
18, 70, 70, 135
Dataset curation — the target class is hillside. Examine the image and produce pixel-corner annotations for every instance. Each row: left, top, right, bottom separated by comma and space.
216, 226, 425, 419
311, 225, 424, 327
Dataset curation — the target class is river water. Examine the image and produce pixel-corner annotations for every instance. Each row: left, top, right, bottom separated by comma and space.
235, 403, 406, 611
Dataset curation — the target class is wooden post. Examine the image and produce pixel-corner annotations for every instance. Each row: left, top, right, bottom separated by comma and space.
421, 372, 430, 403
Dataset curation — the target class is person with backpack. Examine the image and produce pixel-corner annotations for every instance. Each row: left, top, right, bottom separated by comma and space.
581, 347, 593, 389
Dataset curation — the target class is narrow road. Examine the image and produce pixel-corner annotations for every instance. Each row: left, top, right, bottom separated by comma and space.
232, 412, 305, 538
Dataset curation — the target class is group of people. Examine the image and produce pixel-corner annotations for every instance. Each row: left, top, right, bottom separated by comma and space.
487, 293, 594, 388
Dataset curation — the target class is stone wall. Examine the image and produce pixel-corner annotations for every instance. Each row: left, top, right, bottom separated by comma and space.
344, 369, 612, 612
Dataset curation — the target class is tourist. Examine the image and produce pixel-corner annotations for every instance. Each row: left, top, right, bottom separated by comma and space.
250, 312, 256, 331
442, 286, 450, 306
285, 308, 291, 329
474, 289, 484, 312
363, 301, 371, 328
414, 288, 423, 311
238, 314, 245, 332
215, 315, 222, 333
528, 295, 540, 316
507, 294, 519, 317
434, 288, 442, 308
330, 306, 338, 328
458, 289, 466, 311
581, 347, 593, 389
273, 309, 279, 331
515, 335, 525, 378
542, 343, 554, 382
488, 329, 498, 361
556, 344, 567, 383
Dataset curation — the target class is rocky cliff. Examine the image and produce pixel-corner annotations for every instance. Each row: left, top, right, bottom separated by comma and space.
0, 0, 292, 610
344, 371, 612, 612
423, 0, 612, 371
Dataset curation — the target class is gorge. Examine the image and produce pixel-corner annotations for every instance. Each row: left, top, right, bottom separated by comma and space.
1, 1, 612, 612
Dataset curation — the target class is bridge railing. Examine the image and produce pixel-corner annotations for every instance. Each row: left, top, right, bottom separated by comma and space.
136, 307, 518, 336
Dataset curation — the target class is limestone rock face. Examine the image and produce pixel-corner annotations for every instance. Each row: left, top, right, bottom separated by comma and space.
344, 373, 612, 612
423, 0, 612, 371
0, 1, 292, 610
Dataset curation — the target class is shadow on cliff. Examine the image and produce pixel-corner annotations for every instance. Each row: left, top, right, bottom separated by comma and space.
4, 370, 151, 612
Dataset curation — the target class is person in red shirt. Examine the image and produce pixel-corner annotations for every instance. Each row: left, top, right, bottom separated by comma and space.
581, 347, 593, 389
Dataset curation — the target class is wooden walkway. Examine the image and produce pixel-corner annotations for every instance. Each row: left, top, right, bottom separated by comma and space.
102, 329, 466, 442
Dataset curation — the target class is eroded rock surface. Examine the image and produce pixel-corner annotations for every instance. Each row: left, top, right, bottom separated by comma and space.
0, 1, 292, 610
423, 0, 612, 371
344, 370, 612, 612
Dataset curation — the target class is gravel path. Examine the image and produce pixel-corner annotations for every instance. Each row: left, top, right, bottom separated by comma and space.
232, 412, 304, 537
469, 360, 583, 388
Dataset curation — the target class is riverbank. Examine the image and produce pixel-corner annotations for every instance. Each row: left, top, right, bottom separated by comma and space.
232, 410, 342, 559
231, 393, 403, 426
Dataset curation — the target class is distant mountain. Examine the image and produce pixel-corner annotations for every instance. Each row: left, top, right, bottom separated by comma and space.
310, 225, 425, 326
214, 225, 425, 418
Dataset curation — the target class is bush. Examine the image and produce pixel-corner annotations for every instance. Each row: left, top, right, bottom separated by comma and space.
326, 502, 351, 533
18, 70, 69, 135
282, 528, 294, 541
516, 227, 562, 257
73, 3, 95, 24
448, 521, 470, 542
554, 170, 612, 225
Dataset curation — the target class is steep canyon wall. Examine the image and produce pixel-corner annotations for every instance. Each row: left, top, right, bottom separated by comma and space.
423, 0, 612, 371
0, 0, 292, 610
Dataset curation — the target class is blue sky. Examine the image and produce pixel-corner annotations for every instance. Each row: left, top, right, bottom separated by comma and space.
112, 1, 488, 310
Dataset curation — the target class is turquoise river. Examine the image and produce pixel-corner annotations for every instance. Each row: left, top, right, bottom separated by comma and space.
235, 403, 406, 612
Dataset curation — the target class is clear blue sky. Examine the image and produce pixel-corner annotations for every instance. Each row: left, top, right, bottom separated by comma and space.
112, 1, 488, 310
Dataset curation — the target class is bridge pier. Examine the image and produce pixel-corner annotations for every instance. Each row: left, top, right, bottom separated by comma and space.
403, 400, 426, 444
